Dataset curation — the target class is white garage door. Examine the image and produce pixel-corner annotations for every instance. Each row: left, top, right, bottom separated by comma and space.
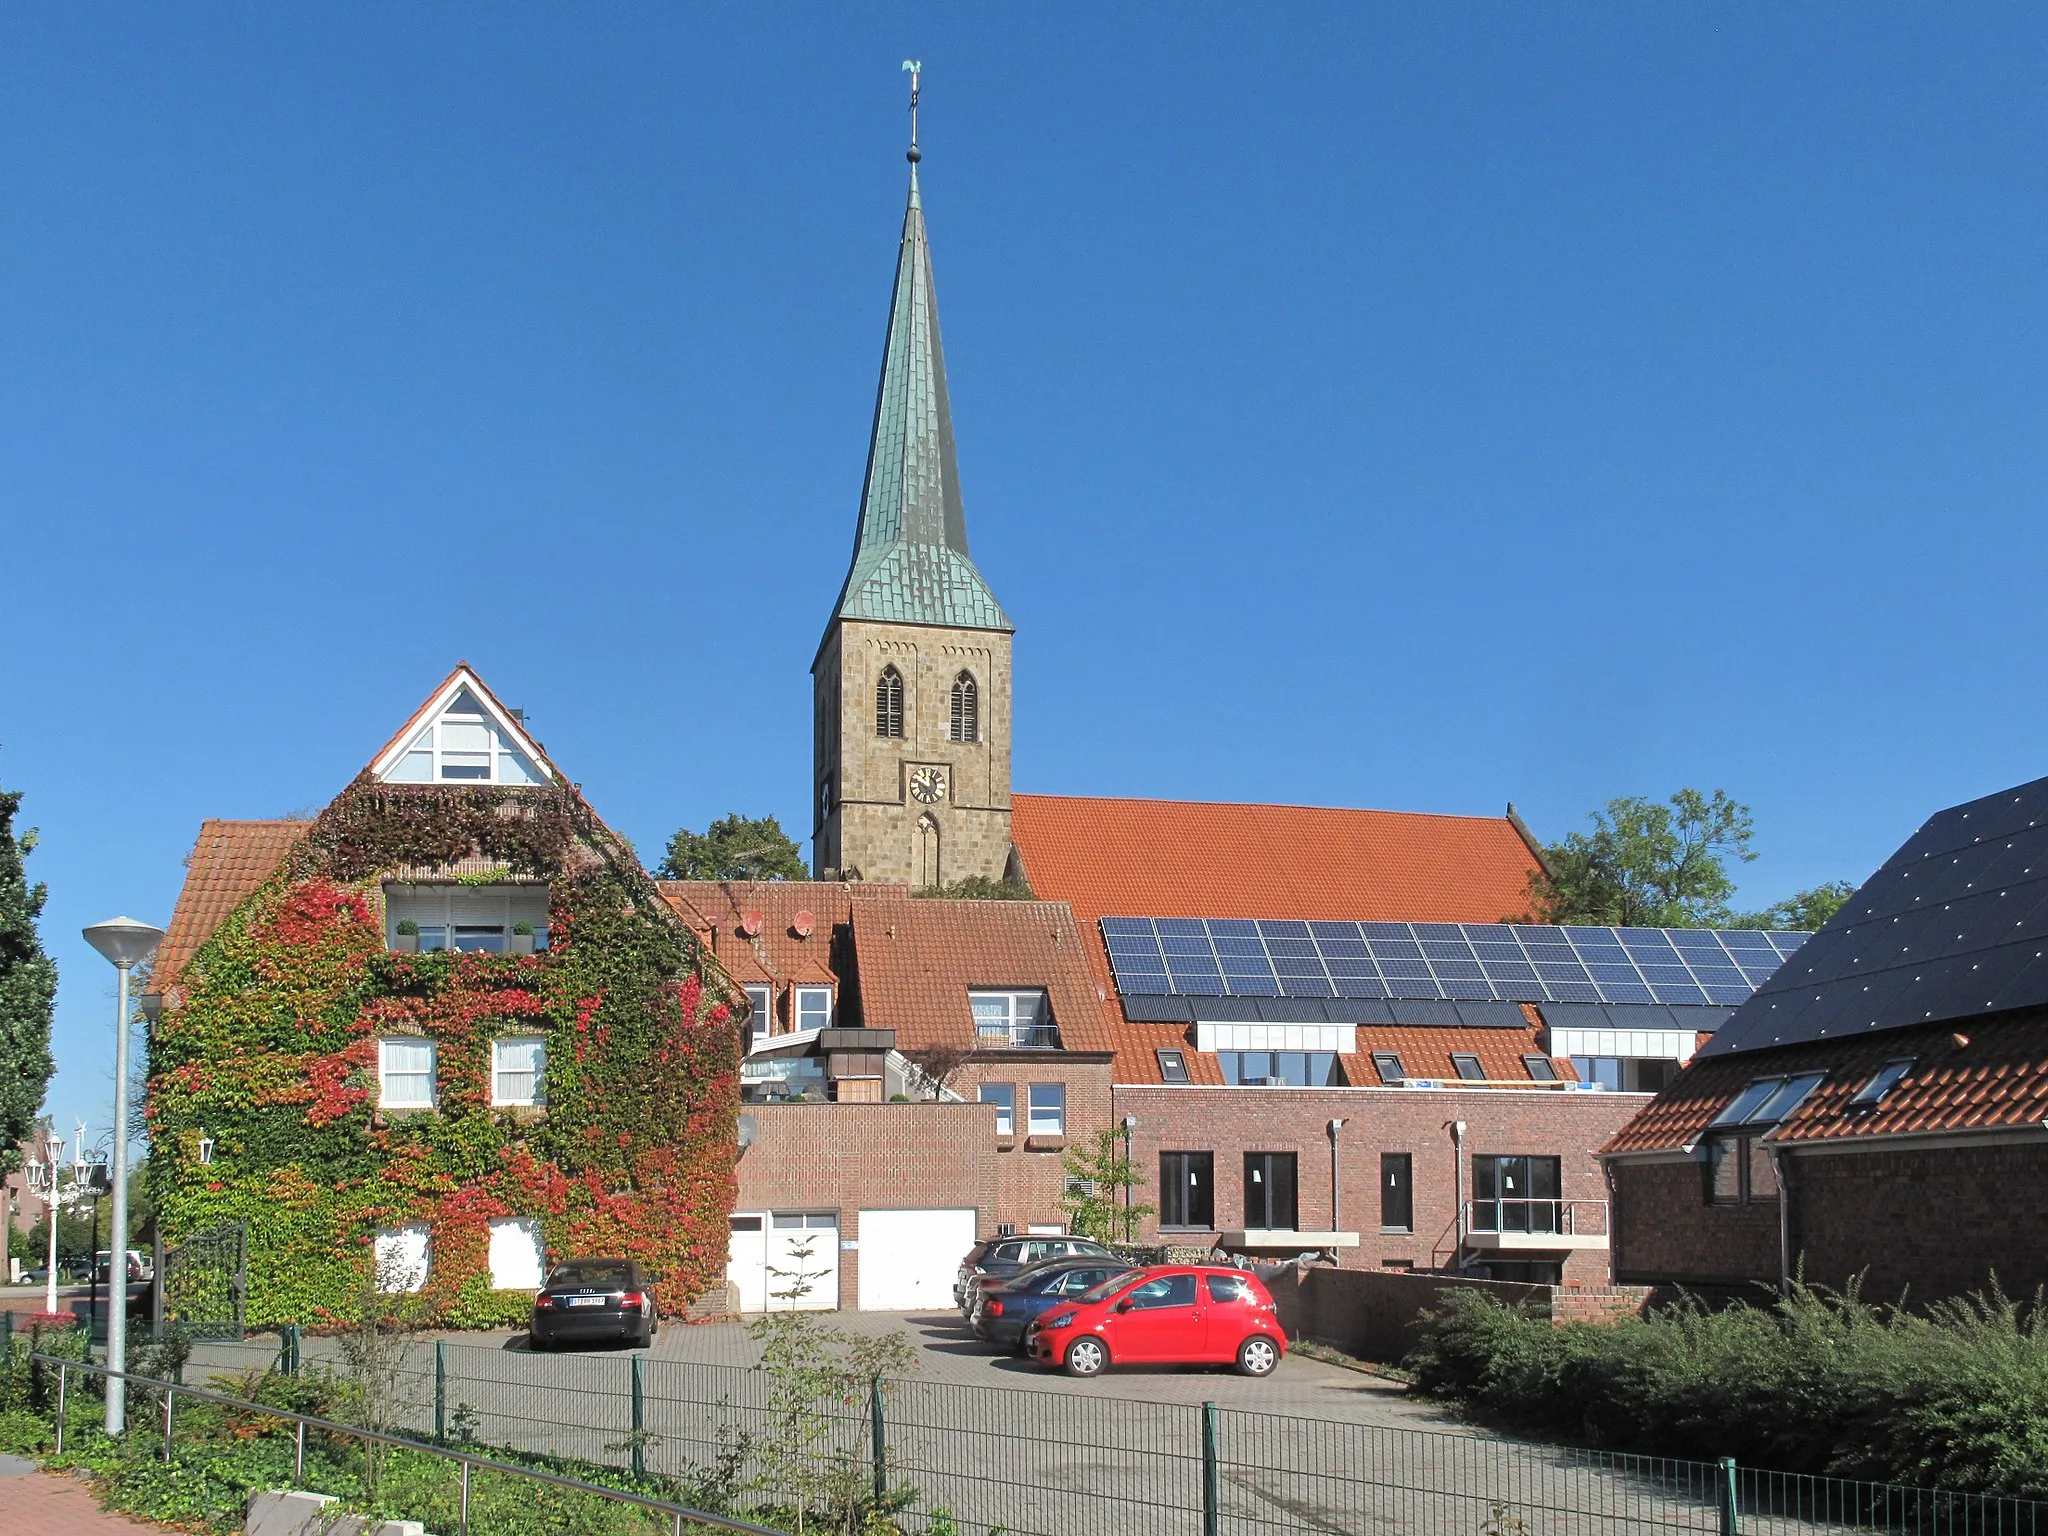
857, 1208, 978, 1312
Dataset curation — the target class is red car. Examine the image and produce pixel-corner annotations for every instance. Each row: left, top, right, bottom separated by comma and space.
1025, 1265, 1287, 1378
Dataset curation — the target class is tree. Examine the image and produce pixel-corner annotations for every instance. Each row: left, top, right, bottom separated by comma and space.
1529, 789, 1756, 928
657, 813, 807, 881
0, 778, 56, 1179
911, 874, 1033, 900
1059, 1127, 1154, 1244
1731, 880, 1857, 932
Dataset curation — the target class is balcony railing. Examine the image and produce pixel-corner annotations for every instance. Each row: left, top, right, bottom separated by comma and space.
976, 1023, 1062, 1050
1464, 1198, 1610, 1250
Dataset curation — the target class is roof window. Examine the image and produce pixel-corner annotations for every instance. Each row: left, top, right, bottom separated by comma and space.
1156, 1048, 1189, 1084
1371, 1051, 1406, 1085
1451, 1053, 1486, 1082
1849, 1059, 1914, 1108
1712, 1071, 1827, 1128
1522, 1054, 1559, 1082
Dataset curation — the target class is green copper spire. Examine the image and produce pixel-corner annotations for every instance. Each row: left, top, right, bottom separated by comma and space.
832, 147, 1012, 633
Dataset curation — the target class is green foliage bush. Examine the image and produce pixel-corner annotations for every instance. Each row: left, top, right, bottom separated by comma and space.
1405, 1283, 2048, 1497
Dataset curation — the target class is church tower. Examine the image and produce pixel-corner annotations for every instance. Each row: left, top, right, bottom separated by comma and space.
813, 81, 1015, 886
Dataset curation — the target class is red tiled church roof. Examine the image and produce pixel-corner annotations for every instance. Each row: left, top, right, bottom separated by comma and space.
1009, 793, 1549, 1083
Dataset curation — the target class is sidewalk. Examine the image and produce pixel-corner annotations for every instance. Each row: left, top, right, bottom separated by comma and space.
2, 1455, 169, 1534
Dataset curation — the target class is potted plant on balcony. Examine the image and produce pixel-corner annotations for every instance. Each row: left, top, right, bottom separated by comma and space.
393, 919, 420, 954
510, 921, 536, 956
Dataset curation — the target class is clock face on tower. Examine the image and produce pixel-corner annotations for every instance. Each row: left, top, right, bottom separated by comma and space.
908, 766, 947, 805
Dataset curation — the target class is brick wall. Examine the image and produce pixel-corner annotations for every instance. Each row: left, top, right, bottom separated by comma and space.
1114, 1086, 1645, 1286
1264, 1265, 1653, 1361
1609, 1158, 1780, 1289
735, 1102, 999, 1307
1611, 1138, 2048, 1304
953, 1057, 1115, 1234
1791, 1140, 2048, 1301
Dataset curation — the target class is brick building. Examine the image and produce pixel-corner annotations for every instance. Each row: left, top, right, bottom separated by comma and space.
1604, 773, 2048, 1303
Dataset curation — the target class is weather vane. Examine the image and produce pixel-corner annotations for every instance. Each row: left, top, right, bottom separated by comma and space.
902, 59, 922, 162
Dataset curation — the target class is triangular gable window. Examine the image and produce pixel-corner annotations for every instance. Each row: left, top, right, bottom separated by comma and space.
382, 688, 545, 787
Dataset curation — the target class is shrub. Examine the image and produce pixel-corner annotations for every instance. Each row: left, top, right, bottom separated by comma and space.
1404, 1282, 2048, 1497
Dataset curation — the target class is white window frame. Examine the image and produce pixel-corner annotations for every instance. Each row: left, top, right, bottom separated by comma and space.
385, 689, 545, 786
1195, 1021, 1355, 1055
378, 1038, 437, 1110
374, 1224, 430, 1293
971, 990, 1052, 1047
795, 986, 833, 1032
745, 985, 774, 1041
979, 1082, 1015, 1136
384, 884, 549, 954
1027, 1083, 1066, 1136
491, 1036, 546, 1107
487, 1216, 545, 1290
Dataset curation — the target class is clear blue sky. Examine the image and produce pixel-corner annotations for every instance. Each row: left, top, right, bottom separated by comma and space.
6, 6, 2047, 1142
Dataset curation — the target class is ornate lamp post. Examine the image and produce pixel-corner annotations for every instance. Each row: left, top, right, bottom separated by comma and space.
27, 1135, 65, 1315
82, 916, 164, 1437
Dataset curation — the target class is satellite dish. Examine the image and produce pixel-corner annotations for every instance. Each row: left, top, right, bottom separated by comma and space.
739, 909, 764, 937
792, 910, 816, 938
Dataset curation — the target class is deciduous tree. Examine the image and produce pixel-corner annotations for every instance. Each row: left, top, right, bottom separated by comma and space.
0, 777, 56, 1178
656, 813, 807, 881
1529, 789, 1756, 928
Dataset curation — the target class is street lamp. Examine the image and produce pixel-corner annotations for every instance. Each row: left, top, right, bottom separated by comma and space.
83, 915, 164, 1437
29, 1135, 65, 1315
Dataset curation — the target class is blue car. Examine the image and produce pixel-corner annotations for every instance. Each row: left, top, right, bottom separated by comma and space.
972, 1257, 1135, 1352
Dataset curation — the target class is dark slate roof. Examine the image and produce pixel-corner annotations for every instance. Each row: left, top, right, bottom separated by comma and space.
832, 167, 1010, 634
1701, 774, 2048, 1059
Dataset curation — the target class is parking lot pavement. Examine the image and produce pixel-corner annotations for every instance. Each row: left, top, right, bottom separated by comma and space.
638, 1308, 1475, 1432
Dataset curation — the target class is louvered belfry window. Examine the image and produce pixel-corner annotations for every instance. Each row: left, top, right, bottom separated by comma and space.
876, 666, 904, 738
949, 671, 979, 743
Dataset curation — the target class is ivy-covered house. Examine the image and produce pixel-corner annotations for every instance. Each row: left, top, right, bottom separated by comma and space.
143, 665, 743, 1328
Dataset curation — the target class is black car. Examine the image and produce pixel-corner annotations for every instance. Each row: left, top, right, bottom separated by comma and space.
972, 1257, 1135, 1352
955, 1236, 1117, 1314
530, 1259, 659, 1350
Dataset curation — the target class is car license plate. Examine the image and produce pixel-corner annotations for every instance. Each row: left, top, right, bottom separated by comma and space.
566, 1296, 604, 1307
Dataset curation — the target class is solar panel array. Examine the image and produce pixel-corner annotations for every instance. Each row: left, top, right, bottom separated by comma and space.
1705, 773, 2048, 1058
1100, 918, 1808, 1009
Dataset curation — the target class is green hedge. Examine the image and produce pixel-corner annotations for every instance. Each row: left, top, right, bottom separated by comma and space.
1404, 1284, 2048, 1498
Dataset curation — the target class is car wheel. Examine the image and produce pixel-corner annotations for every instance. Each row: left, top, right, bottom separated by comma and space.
1236, 1335, 1280, 1377
529, 1333, 551, 1353
1064, 1337, 1109, 1378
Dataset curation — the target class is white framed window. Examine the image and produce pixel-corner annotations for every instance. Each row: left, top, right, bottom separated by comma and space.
384, 687, 545, 786
487, 1217, 545, 1290
979, 1082, 1015, 1136
970, 990, 1056, 1048
745, 985, 774, 1040
374, 1224, 430, 1293
1027, 1083, 1065, 1136
378, 1039, 436, 1109
492, 1037, 545, 1107
795, 986, 833, 1032
385, 884, 549, 954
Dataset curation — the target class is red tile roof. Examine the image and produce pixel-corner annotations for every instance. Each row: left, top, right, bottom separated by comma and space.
847, 888, 1116, 1054
1009, 793, 1548, 1081
154, 820, 309, 994
660, 881, 851, 996
1604, 1011, 2048, 1155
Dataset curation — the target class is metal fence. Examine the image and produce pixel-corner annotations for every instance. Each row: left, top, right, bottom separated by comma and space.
114, 1333, 2048, 1536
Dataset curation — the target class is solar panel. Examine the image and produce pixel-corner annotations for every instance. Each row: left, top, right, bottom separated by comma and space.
1702, 773, 2048, 1058
1099, 917, 1808, 1008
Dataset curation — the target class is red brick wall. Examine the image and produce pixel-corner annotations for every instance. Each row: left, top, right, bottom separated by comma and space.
1790, 1140, 2048, 1302
735, 1103, 999, 1306
953, 1057, 1115, 1234
1113, 1086, 1645, 1286
1611, 1139, 2048, 1304
1609, 1158, 1780, 1289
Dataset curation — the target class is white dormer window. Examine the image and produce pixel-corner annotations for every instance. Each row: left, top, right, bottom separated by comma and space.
384, 687, 546, 786
745, 985, 774, 1041
795, 986, 833, 1032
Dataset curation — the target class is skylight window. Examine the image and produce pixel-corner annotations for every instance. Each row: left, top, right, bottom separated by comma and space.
1849, 1059, 1914, 1108
1371, 1051, 1407, 1085
1451, 1053, 1486, 1081
1712, 1071, 1828, 1127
